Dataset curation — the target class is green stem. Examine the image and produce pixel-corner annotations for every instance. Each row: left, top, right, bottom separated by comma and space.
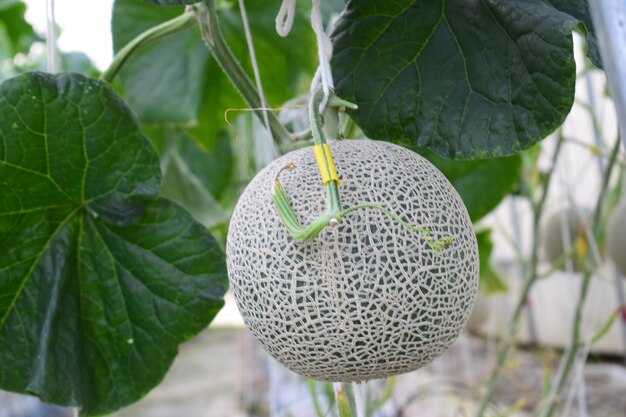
340, 203, 451, 252
537, 245, 580, 279
309, 88, 330, 147
538, 136, 621, 417
475, 132, 565, 417
270, 89, 344, 242
274, 88, 445, 246
195, 0, 292, 146
309, 87, 343, 215
101, 11, 196, 83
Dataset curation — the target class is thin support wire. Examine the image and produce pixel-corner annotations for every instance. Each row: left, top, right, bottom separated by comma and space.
46, 0, 58, 73
239, 0, 274, 147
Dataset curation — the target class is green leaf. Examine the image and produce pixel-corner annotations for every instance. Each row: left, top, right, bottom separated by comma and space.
331, 0, 589, 159
0, 72, 228, 415
0, 0, 39, 58
143, 0, 200, 5
545, 0, 601, 67
417, 148, 521, 222
112, 0, 316, 146
476, 229, 508, 295
160, 127, 233, 228
112, 2, 208, 125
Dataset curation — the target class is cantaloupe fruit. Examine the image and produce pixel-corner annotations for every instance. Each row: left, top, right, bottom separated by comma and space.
227, 140, 479, 382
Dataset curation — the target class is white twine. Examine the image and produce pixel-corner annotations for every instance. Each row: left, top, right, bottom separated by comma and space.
275, 0, 297, 37
310, 0, 334, 112
275, 0, 336, 112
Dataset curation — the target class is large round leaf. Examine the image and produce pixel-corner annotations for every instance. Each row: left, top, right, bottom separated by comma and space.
331, 0, 594, 159
546, 0, 601, 67
0, 72, 228, 415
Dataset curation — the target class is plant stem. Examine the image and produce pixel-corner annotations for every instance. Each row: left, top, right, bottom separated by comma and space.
195, 0, 292, 146
271, 88, 344, 242
475, 133, 565, 417
100, 11, 196, 83
538, 136, 621, 417
309, 88, 343, 213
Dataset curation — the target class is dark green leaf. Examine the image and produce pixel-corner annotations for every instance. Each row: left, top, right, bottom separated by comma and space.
546, 0, 601, 67
331, 0, 587, 159
0, 0, 39, 58
320, 0, 346, 22
476, 229, 508, 295
417, 148, 521, 222
0, 72, 228, 415
112, 0, 316, 146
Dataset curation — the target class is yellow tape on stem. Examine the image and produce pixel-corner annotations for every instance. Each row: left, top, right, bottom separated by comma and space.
313, 144, 339, 185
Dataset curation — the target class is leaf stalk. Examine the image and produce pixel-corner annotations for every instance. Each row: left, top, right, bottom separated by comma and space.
101, 10, 196, 83
195, 0, 293, 146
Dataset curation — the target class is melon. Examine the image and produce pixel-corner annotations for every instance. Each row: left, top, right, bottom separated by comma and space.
226, 139, 479, 382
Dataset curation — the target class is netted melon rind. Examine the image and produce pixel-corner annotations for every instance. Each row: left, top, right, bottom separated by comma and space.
227, 140, 479, 382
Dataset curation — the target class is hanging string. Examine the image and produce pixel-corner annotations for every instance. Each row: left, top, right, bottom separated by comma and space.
45, 0, 58, 73
275, 0, 297, 37
352, 382, 366, 417
239, 0, 274, 148
310, 0, 334, 112
274, 0, 335, 112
